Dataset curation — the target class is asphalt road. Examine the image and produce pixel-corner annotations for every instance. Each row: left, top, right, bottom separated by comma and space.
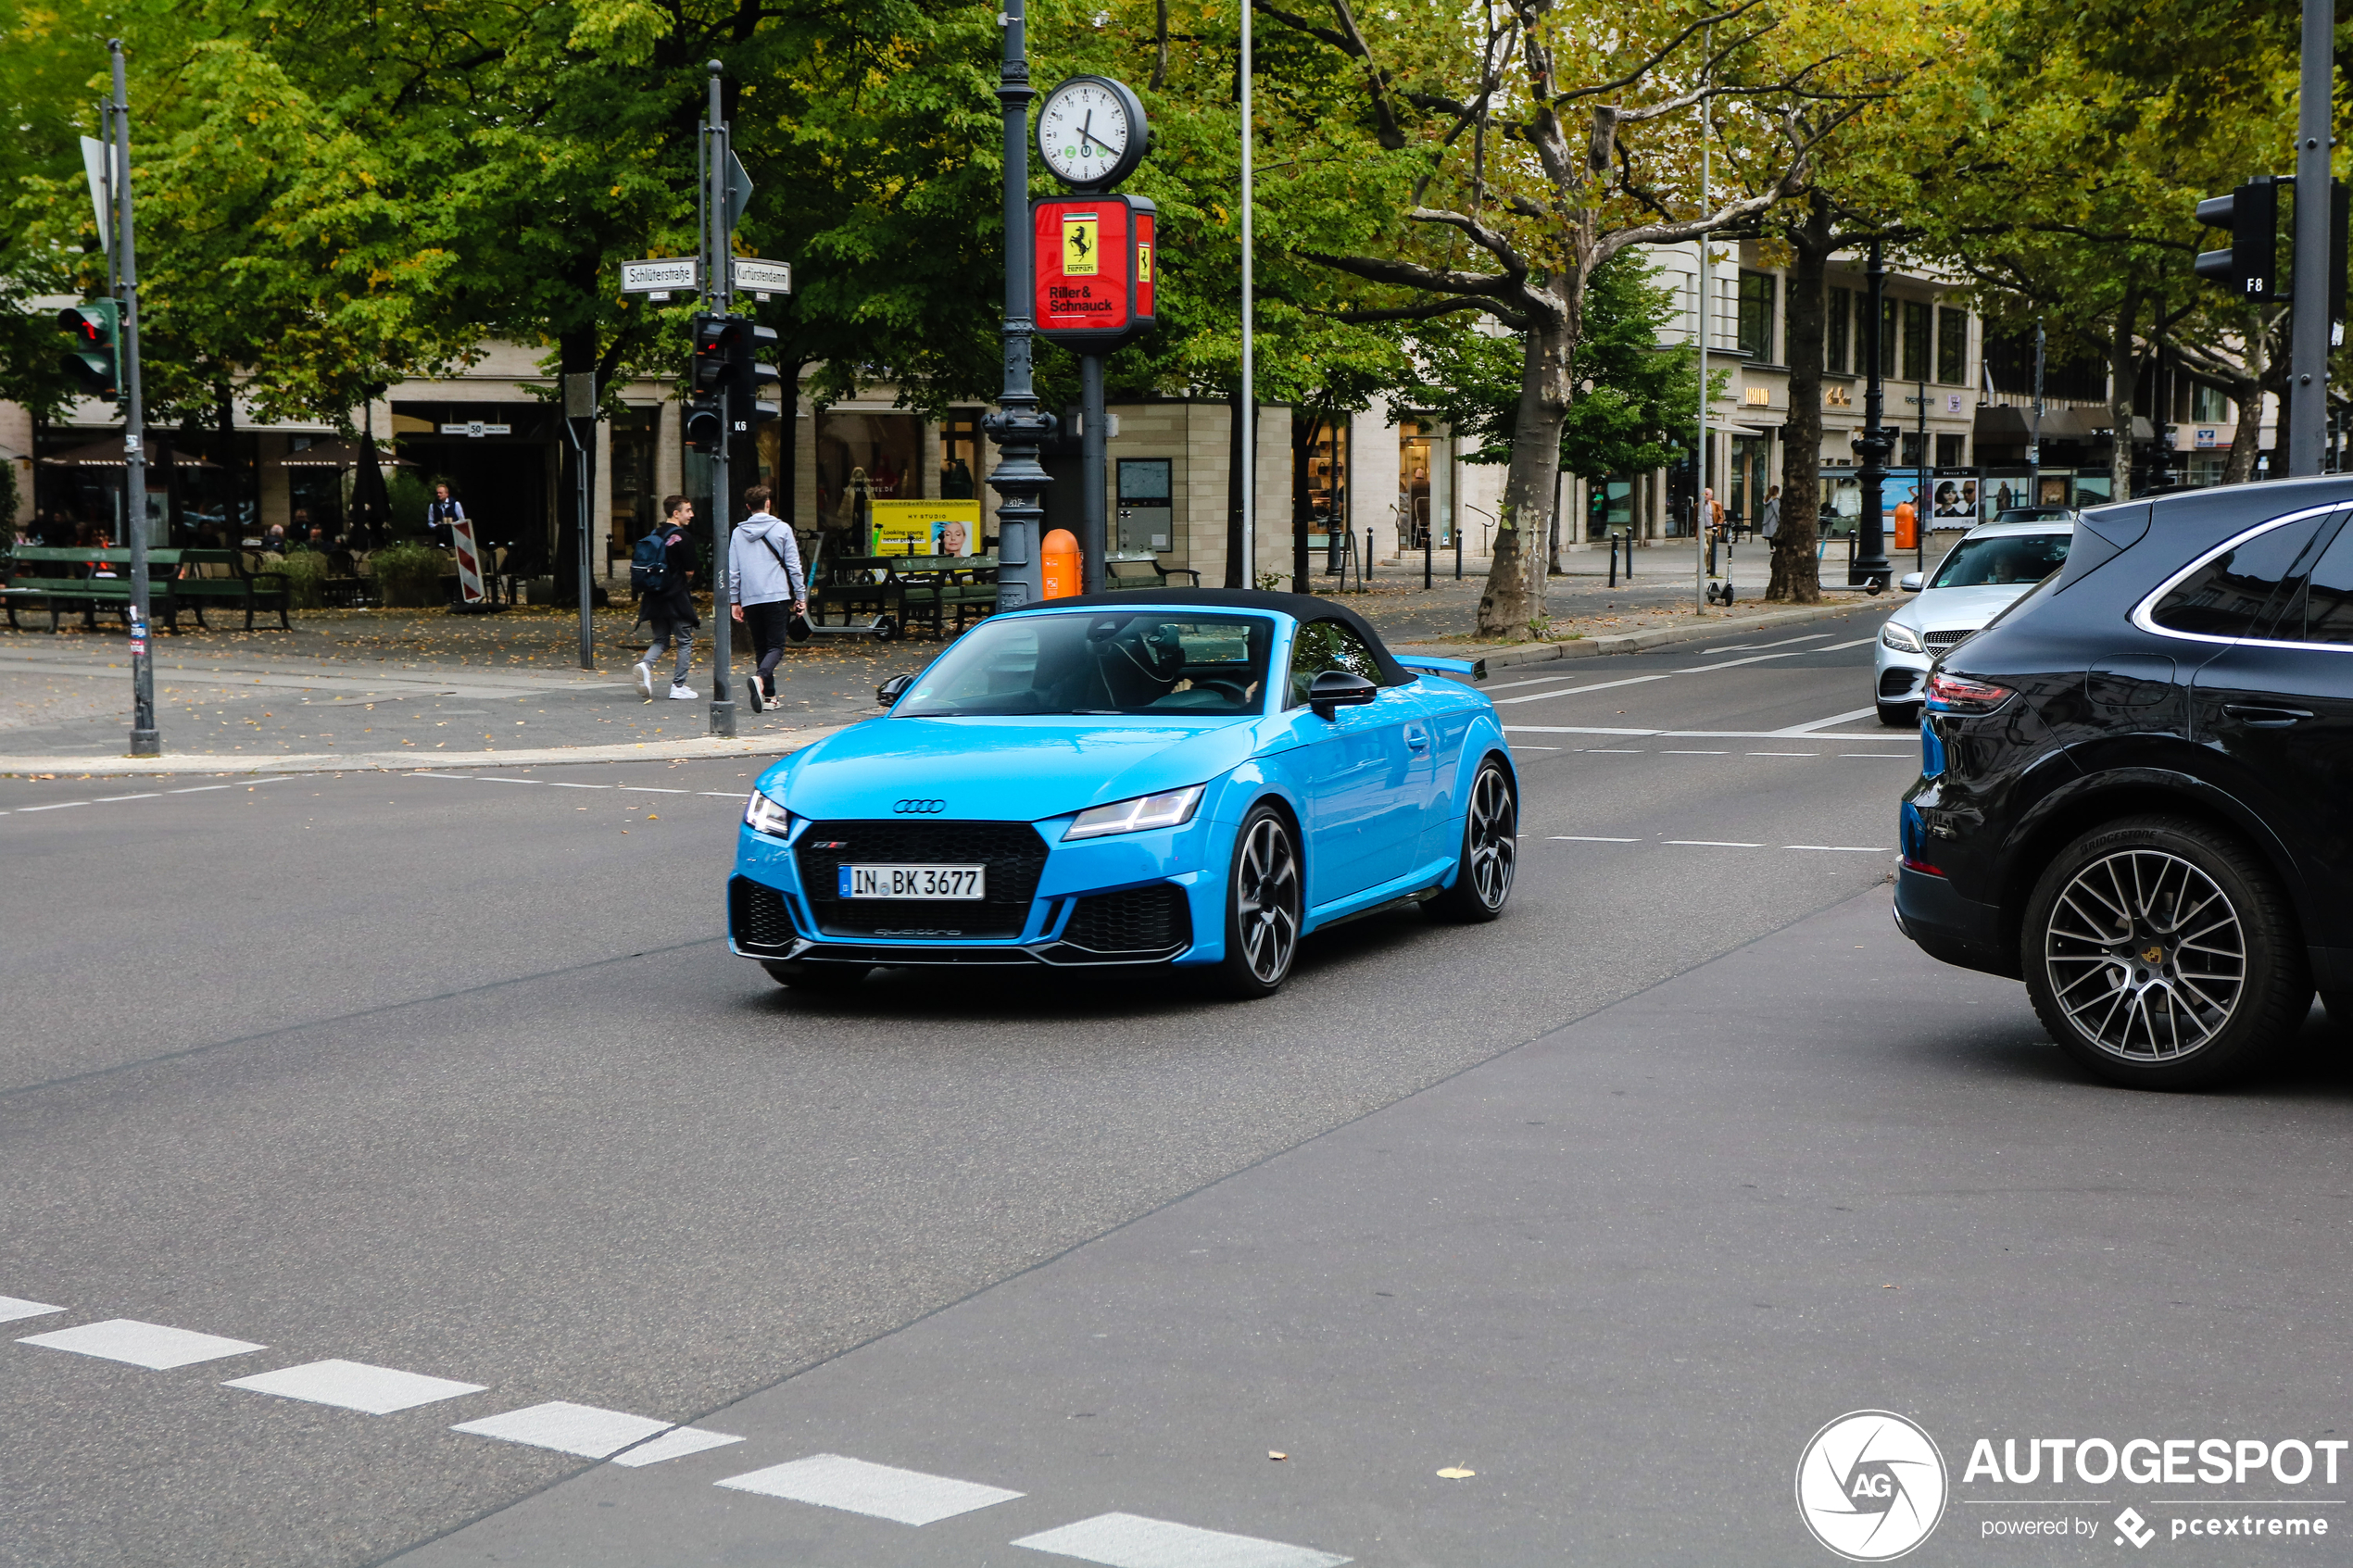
6, 613, 2350, 1567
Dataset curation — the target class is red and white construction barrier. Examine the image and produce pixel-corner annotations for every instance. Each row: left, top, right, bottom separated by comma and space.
450, 517, 487, 604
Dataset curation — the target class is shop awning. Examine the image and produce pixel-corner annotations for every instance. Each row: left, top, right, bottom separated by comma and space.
271, 437, 416, 469
38, 435, 218, 468
1973, 405, 2103, 441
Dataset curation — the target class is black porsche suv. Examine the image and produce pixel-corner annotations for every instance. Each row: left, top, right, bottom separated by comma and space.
1894, 474, 2353, 1089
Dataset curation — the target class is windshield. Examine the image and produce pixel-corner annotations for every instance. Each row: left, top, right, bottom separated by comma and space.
1930, 533, 2071, 589
896, 611, 1274, 718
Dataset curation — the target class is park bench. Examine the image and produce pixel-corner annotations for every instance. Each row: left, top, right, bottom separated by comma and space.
811, 555, 910, 640
168, 548, 294, 630
882, 554, 999, 637
1104, 550, 1202, 591
3, 546, 188, 633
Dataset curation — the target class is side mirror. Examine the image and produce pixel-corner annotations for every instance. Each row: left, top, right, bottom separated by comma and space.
1899, 571, 1924, 593
877, 673, 913, 708
1308, 669, 1378, 718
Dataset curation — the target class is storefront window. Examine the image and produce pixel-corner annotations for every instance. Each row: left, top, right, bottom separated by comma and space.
608, 407, 658, 563
1903, 301, 1931, 383
939, 408, 985, 503
814, 410, 925, 544
1820, 470, 1860, 535
1737, 270, 1776, 361
1399, 419, 1449, 546
1935, 307, 1968, 384
1825, 286, 1851, 373
1934, 433, 1967, 468
1302, 415, 1348, 533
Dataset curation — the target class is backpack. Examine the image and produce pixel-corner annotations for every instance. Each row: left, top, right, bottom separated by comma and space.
630, 530, 671, 594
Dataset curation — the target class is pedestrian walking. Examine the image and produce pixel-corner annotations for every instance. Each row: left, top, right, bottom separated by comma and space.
726, 485, 808, 714
1759, 485, 1782, 541
631, 495, 701, 701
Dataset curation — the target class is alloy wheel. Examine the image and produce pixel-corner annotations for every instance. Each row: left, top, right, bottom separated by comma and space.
2043, 848, 2246, 1061
1466, 766, 1517, 909
1234, 815, 1301, 984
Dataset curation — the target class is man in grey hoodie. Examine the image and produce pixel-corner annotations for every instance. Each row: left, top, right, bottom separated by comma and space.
726, 485, 808, 713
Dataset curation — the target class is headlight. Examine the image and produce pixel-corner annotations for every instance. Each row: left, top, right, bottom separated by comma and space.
1880, 621, 1925, 653
1063, 784, 1205, 840
743, 791, 794, 837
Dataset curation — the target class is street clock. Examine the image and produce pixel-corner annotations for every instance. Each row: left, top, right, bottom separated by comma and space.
1037, 76, 1148, 193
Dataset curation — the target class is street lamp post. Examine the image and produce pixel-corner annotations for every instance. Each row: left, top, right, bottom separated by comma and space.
703, 61, 736, 737
111, 40, 157, 757
983, 0, 1053, 608
1851, 240, 1892, 590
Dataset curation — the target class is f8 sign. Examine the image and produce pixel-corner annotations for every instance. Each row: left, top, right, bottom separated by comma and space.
1032, 194, 1157, 350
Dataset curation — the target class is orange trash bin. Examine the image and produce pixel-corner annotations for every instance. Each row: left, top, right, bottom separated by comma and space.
1893, 500, 1918, 552
1042, 528, 1080, 599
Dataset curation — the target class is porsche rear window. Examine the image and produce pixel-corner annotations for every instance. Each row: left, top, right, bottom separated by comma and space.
897, 612, 1273, 717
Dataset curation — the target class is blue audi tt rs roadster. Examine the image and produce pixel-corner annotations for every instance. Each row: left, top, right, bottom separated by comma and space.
727, 588, 1516, 997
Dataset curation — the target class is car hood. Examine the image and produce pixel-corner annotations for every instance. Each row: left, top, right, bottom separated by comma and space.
764, 714, 1266, 822
1891, 583, 2037, 633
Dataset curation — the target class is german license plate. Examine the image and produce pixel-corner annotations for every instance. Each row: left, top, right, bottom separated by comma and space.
839, 864, 986, 900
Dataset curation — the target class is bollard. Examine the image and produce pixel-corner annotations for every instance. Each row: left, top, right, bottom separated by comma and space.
1423, 519, 1432, 590
1365, 527, 1375, 583
1607, 533, 1617, 587
1454, 524, 1463, 580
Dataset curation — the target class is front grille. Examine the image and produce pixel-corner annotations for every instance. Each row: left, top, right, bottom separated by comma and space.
1063, 884, 1191, 954
796, 820, 1048, 939
1922, 629, 1971, 648
730, 876, 797, 952
1879, 668, 1920, 698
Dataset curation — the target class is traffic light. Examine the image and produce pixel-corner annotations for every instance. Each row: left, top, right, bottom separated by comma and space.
685, 394, 724, 454
690, 313, 734, 393
733, 321, 782, 426
2195, 179, 2280, 301
57, 299, 121, 400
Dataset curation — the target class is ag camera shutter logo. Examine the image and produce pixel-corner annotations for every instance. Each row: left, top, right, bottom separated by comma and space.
1796, 1411, 1948, 1561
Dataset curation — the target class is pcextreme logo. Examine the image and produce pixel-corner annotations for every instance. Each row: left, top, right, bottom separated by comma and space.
1797, 1411, 1950, 1562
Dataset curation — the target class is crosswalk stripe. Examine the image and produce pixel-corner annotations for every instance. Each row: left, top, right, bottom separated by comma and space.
19, 1318, 265, 1369
1013, 1511, 1352, 1568
225, 1359, 485, 1414
0, 1297, 65, 1324
452, 1400, 672, 1458
610, 1426, 745, 1466
717, 1452, 1024, 1525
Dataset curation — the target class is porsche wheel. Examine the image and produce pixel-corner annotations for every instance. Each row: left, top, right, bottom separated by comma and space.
1428, 758, 1516, 922
1213, 805, 1302, 998
2023, 815, 2308, 1089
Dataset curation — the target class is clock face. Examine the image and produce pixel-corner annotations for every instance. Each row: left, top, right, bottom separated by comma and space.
1039, 79, 1134, 189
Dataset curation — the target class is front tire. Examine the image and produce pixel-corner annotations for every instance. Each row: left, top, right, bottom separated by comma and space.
762, 960, 873, 992
1211, 805, 1302, 998
2022, 815, 2309, 1089
1428, 758, 1516, 922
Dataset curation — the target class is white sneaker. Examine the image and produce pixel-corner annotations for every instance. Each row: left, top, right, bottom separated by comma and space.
634, 660, 654, 697
668, 684, 698, 700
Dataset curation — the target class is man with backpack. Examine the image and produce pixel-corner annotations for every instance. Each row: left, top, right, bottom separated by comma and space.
630, 495, 701, 700
726, 485, 808, 713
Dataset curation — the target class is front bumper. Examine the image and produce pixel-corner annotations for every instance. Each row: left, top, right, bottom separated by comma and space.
728, 813, 1225, 968
1872, 638, 1931, 707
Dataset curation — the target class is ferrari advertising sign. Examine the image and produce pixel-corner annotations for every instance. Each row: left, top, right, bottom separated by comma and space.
1032, 194, 1157, 350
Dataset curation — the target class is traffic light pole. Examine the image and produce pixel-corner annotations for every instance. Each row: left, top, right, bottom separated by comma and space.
2290, 0, 2334, 475
111, 41, 157, 757
704, 61, 736, 738
983, 0, 1051, 608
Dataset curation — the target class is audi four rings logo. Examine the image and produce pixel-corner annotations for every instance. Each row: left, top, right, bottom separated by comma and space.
893, 798, 947, 814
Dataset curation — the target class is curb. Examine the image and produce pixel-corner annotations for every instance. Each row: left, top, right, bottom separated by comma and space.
0, 727, 849, 780
1394, 596, 1892, 680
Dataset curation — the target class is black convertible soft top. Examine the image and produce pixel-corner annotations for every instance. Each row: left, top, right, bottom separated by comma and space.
996, 587, 1411, 685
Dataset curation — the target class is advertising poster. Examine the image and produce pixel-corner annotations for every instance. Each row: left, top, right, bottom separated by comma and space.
870, 499, 982, 558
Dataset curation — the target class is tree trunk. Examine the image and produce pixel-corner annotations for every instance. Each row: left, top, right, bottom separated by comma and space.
2221, 309, 2273, 484
1477, 291, 1571, 636
1769, 196, 1831, 604
2105, 286, 2141, 501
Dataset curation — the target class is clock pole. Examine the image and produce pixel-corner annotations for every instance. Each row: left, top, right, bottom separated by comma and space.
984, 0, 1052, 608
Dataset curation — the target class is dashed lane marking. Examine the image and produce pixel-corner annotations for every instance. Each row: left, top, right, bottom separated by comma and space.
1549, 834, 1638, 842
452, 1400, 673, 1459
1673, 636, 1873, 672
1768, 706, 1880, 735
1492, 673, 1673, 706
19, 1318, 265, 1369
1478, 671, 1587, 692
1692, 633, 1833, 657
1745, 751, 1818, 758
1014, 1511, 1353, 1568
1543, 838, 1892, 855
0, 1297, 64, 1324
225, 1359, 486, 1415
1782, 845, 1890, 853
717, 1451, 1026, 1525
1664, 839, 1765, 848
1658, 748, 1726, 755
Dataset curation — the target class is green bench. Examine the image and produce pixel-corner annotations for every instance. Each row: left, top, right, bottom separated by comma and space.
170, 548, 294, 630
882, 554, 998, 637
1105, 551, 1201, 590
3, 546, 191, 633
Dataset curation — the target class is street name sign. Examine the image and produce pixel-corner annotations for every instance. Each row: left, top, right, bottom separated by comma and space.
733, 257, 793, 299
620, 258, 699, 295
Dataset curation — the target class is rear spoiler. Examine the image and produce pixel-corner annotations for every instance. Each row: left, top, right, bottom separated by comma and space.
1396, 653, 1478, 679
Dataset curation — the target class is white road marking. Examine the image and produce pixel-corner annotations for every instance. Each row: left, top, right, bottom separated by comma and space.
1507, 725, 1899, 742
1014, 1512, 1352, 1568
478, 777, 543, 785
19, 1319, 265, 1369
1692, 633, 1833, 656
1664, 840, 1764, 848
1784, 845, 1892, 853
618, 785, 690, 794
699, 791, 742, 797
452, 1400, 673, 1459
224, 1359, 485, 1414
1659, 748, 1726, 755
610, 1426, 746, 1466
169, 784, 237, 793
716, 1452, 1024, 1525
92, 793, 162, 802
1492, 673, 1672, 705
1840, 753, 1912, 759
1745, 751, 1818, 758
1583, 747, 1644, 753
1674, 636, 1872, 673
1769, 706, 1880, 735
0, 1297, 65, 1323
1504, 725, 1658, 737
1510, 744, 1564, 749
1480, 671, 1587, 692
15, 801, 87, 812
1549, 834, 1637, 842
543, 782, 610, 789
